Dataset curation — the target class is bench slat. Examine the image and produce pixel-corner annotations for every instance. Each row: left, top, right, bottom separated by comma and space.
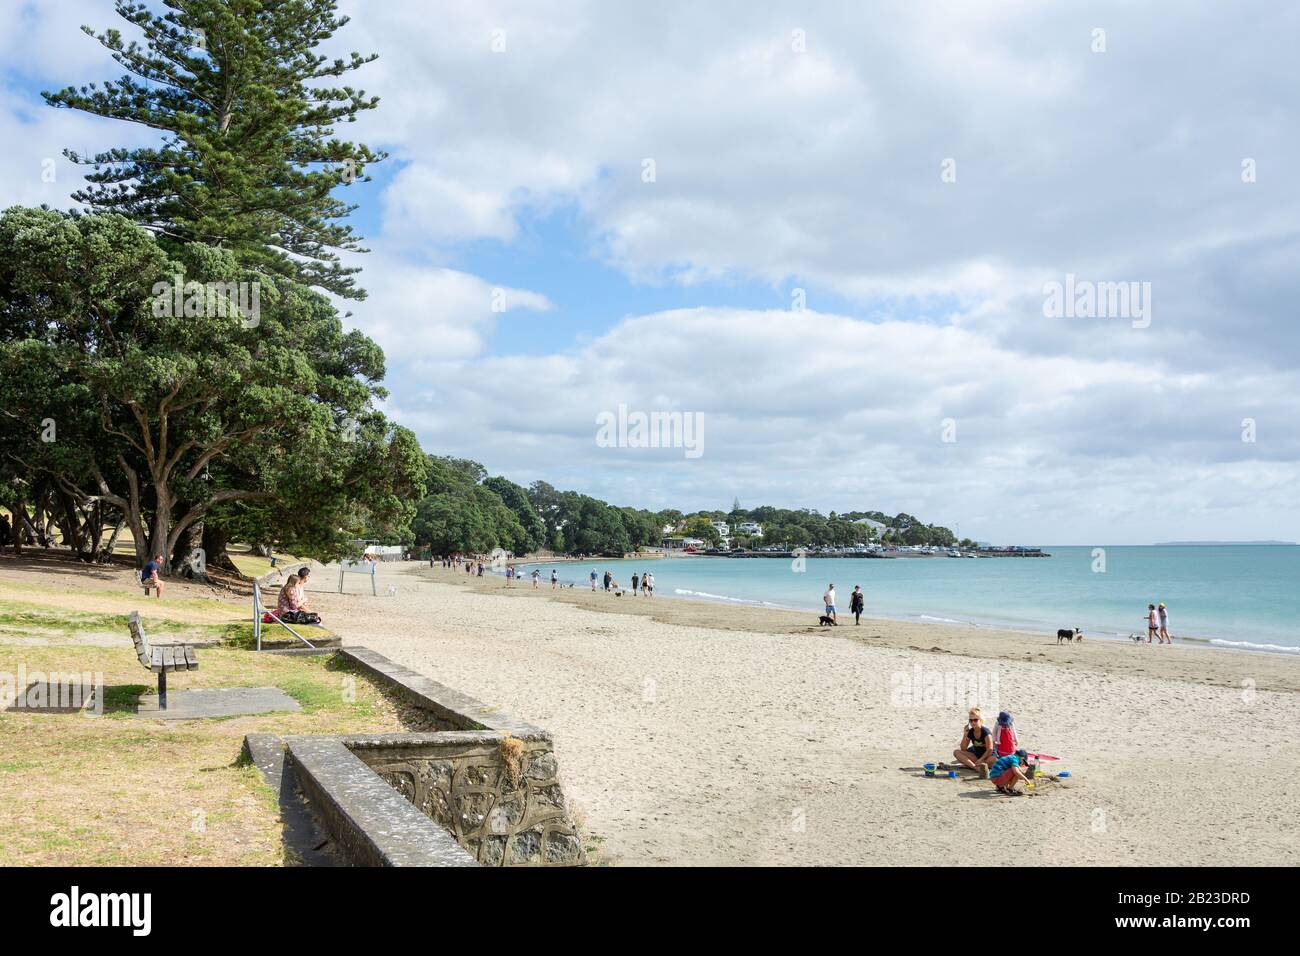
128, 611, 152, 665
131, 615, 198, 675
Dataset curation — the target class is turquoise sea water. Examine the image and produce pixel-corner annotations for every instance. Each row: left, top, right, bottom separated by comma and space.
517, 546, 1300, 654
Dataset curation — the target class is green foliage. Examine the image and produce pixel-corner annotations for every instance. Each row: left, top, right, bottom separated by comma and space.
483, 475, 546, 553
411, 457, 526, 555
681, 516, 722, 547
0, 208, 422, 567
43, 0, 385, 299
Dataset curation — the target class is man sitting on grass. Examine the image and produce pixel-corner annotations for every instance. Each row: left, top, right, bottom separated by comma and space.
988, 748, 1031, 795
140, 553, 164, 598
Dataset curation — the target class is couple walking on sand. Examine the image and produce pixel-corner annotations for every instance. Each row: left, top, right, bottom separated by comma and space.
822, 583, 865, 625
1146, 602, 1173, 643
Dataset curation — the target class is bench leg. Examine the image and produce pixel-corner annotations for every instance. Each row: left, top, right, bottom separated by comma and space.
158, 669, 167, 711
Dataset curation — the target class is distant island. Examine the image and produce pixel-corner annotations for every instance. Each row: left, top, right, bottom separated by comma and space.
1155, 540, 1297, 546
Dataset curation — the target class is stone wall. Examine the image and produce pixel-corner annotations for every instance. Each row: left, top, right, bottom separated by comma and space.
346, 731, 585, 866
260, 648, 589, 866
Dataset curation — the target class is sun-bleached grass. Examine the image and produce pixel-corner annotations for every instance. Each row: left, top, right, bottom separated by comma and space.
0, 607, 414, 865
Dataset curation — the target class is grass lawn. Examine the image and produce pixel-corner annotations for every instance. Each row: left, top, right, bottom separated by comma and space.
0, 592, 419, 865
228, 548, 313, 581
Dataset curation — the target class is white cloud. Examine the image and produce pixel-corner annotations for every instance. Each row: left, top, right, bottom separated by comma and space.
5, 0, 1298, 542
347, 256, 552, 363
386, 306, 1300, 543
336, 0, 1300, 322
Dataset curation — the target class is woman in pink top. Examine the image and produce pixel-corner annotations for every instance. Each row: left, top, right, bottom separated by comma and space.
1146, 604, 1159, 643
277, 574, 303, 616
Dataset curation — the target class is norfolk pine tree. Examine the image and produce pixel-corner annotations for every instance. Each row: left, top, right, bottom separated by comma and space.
43, 0, 385, 299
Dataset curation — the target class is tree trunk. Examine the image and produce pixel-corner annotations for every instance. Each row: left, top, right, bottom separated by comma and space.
12, 502, 39, 548
80, 502, 105, 563
57, 490, 85, 556
171, 516, 202, 578
7, 503, 20, 554
100, 515, 125, 562
149, 481, 171, 573
201, 524, 242, 573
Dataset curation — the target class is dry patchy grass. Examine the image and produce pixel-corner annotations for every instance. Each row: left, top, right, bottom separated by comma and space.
0, 641, 419, 866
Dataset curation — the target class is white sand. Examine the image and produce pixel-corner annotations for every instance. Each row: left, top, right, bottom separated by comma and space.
309, 563, 1300, 866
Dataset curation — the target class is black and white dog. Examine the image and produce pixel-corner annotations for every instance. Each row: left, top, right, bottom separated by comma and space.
1056, 627, 1083, 644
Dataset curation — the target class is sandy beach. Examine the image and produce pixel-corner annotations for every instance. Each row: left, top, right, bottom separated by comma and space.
4, 553, 1295, 866
307, 562, 1300, 866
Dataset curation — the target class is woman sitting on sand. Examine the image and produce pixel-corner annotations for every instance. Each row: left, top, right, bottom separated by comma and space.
953, 708, 997, 776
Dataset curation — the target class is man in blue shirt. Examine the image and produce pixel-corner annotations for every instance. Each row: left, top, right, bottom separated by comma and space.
140, 553, 165, 598
989, 749, 1030, 794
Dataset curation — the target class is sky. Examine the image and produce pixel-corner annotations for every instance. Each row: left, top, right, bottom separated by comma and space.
2, 0, 1299, 545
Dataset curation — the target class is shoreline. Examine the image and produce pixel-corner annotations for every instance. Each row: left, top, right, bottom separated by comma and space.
503, 558, 1299, 661
423, 563, 1300, 694
313, 562, 1300, 865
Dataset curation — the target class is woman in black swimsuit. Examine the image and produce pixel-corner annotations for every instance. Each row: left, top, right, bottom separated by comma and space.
952, 708, 997, 776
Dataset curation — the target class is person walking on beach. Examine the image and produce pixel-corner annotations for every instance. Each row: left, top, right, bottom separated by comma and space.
1146, 604, 1159, 643
603, 570, 612, 592
849, 586, 864, 625
505, 565, 514, 587
645, 571, 654, 596
531, 568, 541, 588
590, 569, 598, 591
631, 572, 639, 595
1157, 603, 1172, 643
823, 583, 837, 624
550, 569, 558, 589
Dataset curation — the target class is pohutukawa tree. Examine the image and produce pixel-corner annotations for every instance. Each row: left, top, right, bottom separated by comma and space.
0, 208, 425, 571
43, 0, 385, 299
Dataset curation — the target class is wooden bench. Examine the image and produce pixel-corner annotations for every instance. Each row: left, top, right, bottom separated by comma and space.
127, 611, 198, 710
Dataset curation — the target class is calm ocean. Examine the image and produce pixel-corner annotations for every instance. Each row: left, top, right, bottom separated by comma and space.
517, 546, 1300, 654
